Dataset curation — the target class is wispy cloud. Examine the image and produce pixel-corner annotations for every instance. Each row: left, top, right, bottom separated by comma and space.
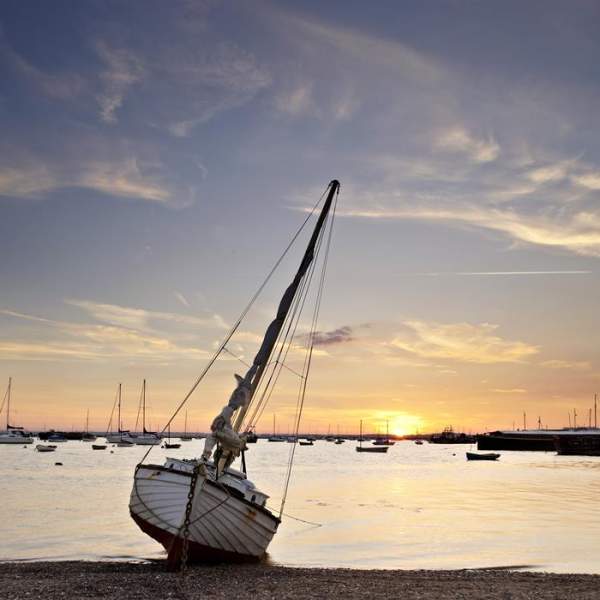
312, 325, 354, 346
435, 127, 500, 163
337, 196, 600, 258
540, 359, 591, 370
66, 299, 228, 331
391, 320, 539, 364
1, 36, 85, 99
174, 291, 191, 308
0, 308, 212, 362
408, 271, 593, 277
0, 155, 181, 204
96, 42, 144, 124
491, 388, 527, 394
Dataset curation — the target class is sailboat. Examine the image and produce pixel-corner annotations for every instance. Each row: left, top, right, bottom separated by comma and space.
105, 384, 133, 444
356, 420, 388, 453
129, 179, 340, 564
81, 409, 97, 442
163, 424, 181, 450
130, 380, 161, 446
372, 420, 395, 446
179, 411, 192, 441
267, 414, 285, 442
0, 378, 34, 444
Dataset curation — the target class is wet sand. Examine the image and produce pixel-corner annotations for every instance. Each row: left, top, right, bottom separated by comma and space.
1, 561, 600, 599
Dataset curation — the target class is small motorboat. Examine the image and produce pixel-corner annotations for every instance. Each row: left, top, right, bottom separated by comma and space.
299, 440, 314, 446
466, 451, 500, 461
36, 444, 56, 452
415, 440, 424, 445
92, 444, 107, 450
163, 442, 181, 449
334, 438, 345, 444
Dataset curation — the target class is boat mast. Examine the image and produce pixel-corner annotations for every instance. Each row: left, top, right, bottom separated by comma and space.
118, 383, 122, 433
142, 379, 146, 433
233, 180, 339, 433
6, 377, 11, 430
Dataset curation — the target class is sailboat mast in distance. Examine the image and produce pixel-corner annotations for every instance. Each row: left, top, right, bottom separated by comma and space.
6, 377, 11, 429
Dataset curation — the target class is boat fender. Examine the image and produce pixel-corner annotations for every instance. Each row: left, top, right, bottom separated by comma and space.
55, 462, 63, 466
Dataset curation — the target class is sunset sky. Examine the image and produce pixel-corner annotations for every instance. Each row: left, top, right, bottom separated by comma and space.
1, 1, 600, 434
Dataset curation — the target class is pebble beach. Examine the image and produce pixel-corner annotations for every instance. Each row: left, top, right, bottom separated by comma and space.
2, 562, 600, 600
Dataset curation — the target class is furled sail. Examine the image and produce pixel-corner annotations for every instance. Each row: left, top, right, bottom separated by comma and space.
201, 180, 339, 469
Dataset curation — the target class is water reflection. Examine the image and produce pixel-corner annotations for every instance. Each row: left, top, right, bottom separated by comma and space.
1, 440, 599, 572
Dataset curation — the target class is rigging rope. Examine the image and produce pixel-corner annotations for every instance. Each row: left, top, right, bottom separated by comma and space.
243, 194, 331, 433
279, 184, 339, 516
137, 187, 328, 466
104, 385, 119, 435
0, 382, 9, 418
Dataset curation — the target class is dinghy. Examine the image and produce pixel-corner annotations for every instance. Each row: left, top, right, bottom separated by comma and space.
36, 444, 56, 452
466, 451, 500, 461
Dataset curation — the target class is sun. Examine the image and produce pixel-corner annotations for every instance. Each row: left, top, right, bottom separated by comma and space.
389, 414, 423, 437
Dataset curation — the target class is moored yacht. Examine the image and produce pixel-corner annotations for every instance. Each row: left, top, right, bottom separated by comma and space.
0, 378, 33, 445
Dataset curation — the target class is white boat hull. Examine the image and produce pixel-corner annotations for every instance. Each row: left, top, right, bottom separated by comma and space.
129, 463, 280, 563
0, 434, 34, 444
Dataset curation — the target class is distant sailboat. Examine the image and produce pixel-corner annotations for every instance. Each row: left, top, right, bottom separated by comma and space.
81, 409, 97, 442
105, 384, 132, 444
0, 378, 34, 444
130, 380, 161, 446
372, 421, 395, 446
180, 411, 192, 441
356, 420, 388, 453
267, 414, 285, 442
163, 425, 181, 450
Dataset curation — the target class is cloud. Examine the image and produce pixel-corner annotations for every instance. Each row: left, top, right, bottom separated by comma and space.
96, 42, 145, 124
0, 155, 183, 204
490, 388, 527, 394
275, 82, 315, 117
391, 320, 539, 364
571, 171, 600, 190
435, 127, 500, 163
65, 299, 228, 331
159, 41, 271, 137
0, 308, 212, 362
526, 161, 569, 183
79, 158, 171, 202
174, 291, 191, 308
0, 164, 57, 199
540, 359, 591, 370
1, 37, 86, 99
336, 192, 600, 257
411, 271, 592, 277
311, 326, 354, 346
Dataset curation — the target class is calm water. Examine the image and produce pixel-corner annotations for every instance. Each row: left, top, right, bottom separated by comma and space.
2, 439, 599, 572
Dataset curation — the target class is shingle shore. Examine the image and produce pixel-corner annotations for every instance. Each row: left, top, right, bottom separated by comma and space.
1, 561, 599, 599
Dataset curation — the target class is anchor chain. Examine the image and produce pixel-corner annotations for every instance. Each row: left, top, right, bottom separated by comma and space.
179, 461, 203, 575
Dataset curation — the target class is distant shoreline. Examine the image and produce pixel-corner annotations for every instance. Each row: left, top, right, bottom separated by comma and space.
1, 561, 599, 599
